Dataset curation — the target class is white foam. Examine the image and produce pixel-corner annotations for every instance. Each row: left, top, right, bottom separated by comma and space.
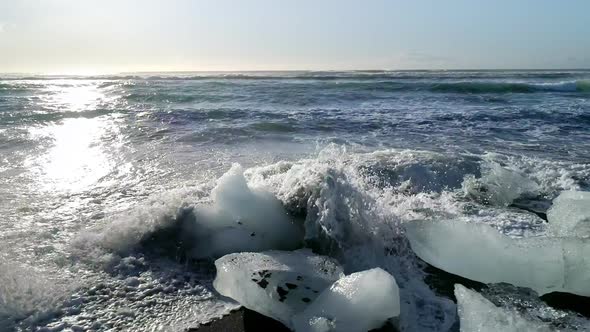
72, 185, 204, 265
73, 164, 303, 262
0, 261, 71, 329
481, 153, 589, 194
246, 146, 459, 331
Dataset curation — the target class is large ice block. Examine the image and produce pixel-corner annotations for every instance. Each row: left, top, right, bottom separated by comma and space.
406, 219, 590, 296
213, 250, 344, 327
547, 191, 590, 237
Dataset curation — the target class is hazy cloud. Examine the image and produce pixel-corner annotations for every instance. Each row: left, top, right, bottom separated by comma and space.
567, 56, 590, 67
397, 51, 455, 69
403, 52, 451, 63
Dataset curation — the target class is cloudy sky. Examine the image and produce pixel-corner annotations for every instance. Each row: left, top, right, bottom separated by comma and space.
0, 0, 589, 73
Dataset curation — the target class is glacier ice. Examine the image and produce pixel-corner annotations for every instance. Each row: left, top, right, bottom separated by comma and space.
213, 250, 344, 327
292, 268, 400, 332
214, 251, 401, 331
405, 219, 590, 296
454, 284, 551, 332
462, 162, 539, 206
189, 164, 304, 258
547, 191, 590, 237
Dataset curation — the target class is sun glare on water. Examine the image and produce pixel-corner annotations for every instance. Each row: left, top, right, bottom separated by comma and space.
42, 81, 106, 113
26, 81, 119, 193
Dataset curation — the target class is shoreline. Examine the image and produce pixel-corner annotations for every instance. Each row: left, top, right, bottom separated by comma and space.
190, 308, 399, 332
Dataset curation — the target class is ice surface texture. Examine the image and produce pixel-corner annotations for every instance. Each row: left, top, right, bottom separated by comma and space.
213, 250, 344, 327
454, 284, 551, 332
214, 251, 401, 331
406, 219, 590, 296
462, 161, 540, 206
190, 164, 304, 258
292, 268, 400, 332
547, 191, 590, 237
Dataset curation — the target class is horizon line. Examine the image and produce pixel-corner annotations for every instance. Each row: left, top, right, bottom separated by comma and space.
1, 68, 590, 76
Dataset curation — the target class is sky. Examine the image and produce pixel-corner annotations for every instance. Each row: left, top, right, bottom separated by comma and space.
0, 0, 589, 74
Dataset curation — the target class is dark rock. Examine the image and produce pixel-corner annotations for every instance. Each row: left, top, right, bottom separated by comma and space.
189, 307, 399, 332
423, 264, 485, 302
541, 292, 590, 318
188, 308, 290, 332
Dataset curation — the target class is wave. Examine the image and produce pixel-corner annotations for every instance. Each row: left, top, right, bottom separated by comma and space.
429, 80, 590, 94
122, 92, 203, 103
0, 109, 117, 125
109, 80, 590, 103
0, 261, 73, 330
69, 145, 590, 330
2, 70, 589, 82
129, 79, 590, 95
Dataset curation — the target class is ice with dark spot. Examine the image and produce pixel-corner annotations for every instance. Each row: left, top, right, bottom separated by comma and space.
213, 250, 344, 327
257, 279, 269, 289
277, 286, 289, 302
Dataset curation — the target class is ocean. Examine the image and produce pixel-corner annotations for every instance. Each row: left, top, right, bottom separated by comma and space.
1, 70, 589, 331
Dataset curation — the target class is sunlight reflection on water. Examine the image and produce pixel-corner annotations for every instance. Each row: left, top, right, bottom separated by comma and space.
29, 118, 113, 193
25, 81, 117, 193
40, 81, 105, 113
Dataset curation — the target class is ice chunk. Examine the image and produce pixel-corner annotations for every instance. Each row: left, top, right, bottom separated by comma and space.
462, 162, 539, 206
213, 250, 344, 327
292, 268, 400, 332
405, 219, 590, 296
454, 284, 551, 332
74, 164, 304, 263
547, 191, 590, 237
190, 164, 304, 258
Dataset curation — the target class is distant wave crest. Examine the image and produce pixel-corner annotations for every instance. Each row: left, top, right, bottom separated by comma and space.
430, 80, 590, 94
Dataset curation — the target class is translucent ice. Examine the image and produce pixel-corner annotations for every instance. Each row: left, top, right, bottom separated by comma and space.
454, 284, 551, 332
213, 250, 344, 327
292, 268, 400, 332
190, 164, 304, 258
462, 161, 540, 206
547, 191, 590, 237
406, 219, 590, 296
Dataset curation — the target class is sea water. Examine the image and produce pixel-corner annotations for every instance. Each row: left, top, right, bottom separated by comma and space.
1, 70, 589, 331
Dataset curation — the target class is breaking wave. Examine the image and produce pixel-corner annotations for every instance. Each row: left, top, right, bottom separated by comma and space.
69, 145, 590, 331
0, 261, 73, 330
